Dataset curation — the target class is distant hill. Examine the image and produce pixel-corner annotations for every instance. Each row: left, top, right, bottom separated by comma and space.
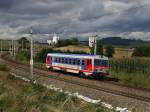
99, 37, 150, 47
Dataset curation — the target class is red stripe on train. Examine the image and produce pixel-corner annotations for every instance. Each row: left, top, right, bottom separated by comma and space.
94, 66, 110, 70
46, 64, 93, 73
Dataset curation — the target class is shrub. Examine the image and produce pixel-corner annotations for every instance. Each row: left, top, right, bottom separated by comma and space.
105, 45, 115, 58
16, 50, 30, 61
0, 64, 8, 71
35, 48, 53, 63
132, 46, 150, 57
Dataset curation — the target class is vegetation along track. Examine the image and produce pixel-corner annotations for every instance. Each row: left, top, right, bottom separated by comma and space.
1, 54, 150, 103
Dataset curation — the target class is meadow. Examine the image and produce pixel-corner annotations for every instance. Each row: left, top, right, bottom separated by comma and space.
109, 58, 150, 88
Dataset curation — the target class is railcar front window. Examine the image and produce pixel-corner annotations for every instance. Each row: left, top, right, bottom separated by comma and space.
94, 59, 108, 66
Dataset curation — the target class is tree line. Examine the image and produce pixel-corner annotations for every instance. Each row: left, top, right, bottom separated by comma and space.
132, 46, 150, 57
55, 38, 79, 47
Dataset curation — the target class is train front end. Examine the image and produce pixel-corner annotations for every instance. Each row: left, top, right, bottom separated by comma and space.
92, 57, 109, 77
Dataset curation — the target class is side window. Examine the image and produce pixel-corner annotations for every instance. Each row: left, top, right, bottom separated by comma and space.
60, 58, 62, 63
52, 57, 55, 62
100, 60, 102, 66
82, 60, 85, 65
61, 58, 64, 63
73, 59, 76, 65
74, 59, 76, 65
56, 58, 58, 63
69, 58, 72, 64
65, 58, 68, 64
77, 59, 80, 65
55, 57, 57, 62
58, 58, 61, 63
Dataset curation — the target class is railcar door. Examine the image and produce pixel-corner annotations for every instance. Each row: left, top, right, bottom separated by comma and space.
85, 59, 92, 71
46, 56, 52, 65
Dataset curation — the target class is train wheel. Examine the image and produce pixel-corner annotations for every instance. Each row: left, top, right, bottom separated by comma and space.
48, 67, 53, 71
80, 72, 86, 78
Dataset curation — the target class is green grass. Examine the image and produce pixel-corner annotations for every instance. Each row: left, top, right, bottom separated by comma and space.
109, 58, 150, 88
0, 70, 114, 112
109, 58, 150, 74
110, 71, 150, 88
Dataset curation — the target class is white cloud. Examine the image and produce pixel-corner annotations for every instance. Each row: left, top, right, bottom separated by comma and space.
0, 0, 150, 40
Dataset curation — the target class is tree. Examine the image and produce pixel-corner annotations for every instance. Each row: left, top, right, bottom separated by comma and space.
17, 37, 30, 50
105, 45, 115, 57
96, 42, 103, 55
35, 48, 53, 63
90, 41, 103, 55
71, 38, 79, 45
55, 40, 62, 47
55, 38, 79, 47
132, 46, 150, 57
90, 47, 94, 54
16, 50, 30, 61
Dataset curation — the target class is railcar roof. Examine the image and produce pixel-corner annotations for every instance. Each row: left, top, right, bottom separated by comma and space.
47, 53, 108, 60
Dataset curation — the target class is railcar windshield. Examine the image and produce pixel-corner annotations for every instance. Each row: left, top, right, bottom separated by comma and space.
94, 59, 108, 66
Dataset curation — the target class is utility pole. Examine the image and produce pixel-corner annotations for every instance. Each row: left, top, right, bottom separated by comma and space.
94, 34, 97, 55
9, 40, 10, 54
30, 27, 34, 81
0, 40, 2, 54
22, 40, 23, 51
12, 40, 14, 56
14, 40, 16, 56
39, 38, 44, 52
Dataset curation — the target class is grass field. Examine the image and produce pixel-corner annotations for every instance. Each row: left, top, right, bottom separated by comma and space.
110, 71, 150, 88
113, 48, 133, 58
0, 64, 114, 112
55, 45, 133, 58
109, 58, 150, 88
55, 45, 90, 53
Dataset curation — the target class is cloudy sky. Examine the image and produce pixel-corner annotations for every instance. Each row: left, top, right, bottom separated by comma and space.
0, 0, 150, 40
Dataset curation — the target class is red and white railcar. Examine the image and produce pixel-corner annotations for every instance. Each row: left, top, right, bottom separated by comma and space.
46, 53, 109, 77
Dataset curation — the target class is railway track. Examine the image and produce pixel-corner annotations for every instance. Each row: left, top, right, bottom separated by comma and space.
1, 54, 150, 103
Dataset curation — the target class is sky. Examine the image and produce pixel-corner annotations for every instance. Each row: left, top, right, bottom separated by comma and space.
0, 0, 150, 40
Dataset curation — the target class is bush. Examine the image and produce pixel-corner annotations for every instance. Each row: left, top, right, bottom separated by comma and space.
105, 45, 115, 58
0, 64, 8, 71
16, 50, 30, 61
133, 46, 150, 57
35, 48, 53, 63
55, 38, 79, 47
